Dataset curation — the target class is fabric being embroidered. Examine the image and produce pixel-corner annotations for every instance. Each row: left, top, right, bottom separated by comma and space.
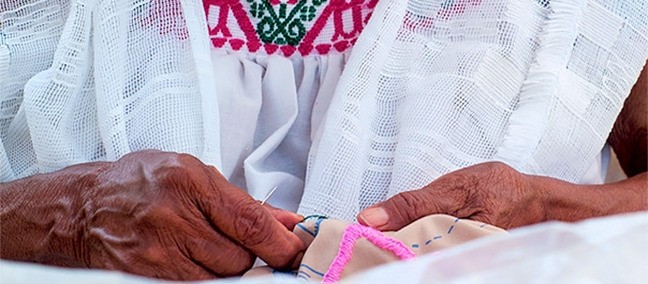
203, 0, 377, 56
242, 215, 506, 281
296, 215, 328, 237
302, 214, 329, 222
322, 224, 416, 283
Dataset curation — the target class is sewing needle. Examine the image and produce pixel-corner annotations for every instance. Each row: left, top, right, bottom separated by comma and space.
260, 186, 278, 205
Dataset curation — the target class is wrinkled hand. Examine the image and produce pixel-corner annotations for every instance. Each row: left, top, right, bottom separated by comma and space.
42, 150, 304, 280
358, 162, 544, 230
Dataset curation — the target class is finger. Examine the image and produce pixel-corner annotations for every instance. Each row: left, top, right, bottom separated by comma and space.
157, 256, 217, 281
263, 203, 304, 230
357, 178, 470, 231
185, 227, 255, 277
139, 256, 217, 281
198, 167, 305, 269
121, 238, 217, 281
356, 189, 441, 231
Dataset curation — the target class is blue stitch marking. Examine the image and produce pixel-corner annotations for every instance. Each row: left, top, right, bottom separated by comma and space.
272, 269, 297, 276
313, 217, 326, 236
300, 264, 325, 277
454, 218, 460, 223
297, 271, 312, 278
412, 244, 419, 248
480, 224, 487, 228
425, 240, 432, 245
434, 235, 442, 240
297, 274, 310, 281
447, 225, 454, 234
302, 215, 328, 221
296, 223, 316, 237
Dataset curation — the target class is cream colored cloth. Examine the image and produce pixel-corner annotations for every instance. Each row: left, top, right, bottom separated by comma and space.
244, 214, 505, 281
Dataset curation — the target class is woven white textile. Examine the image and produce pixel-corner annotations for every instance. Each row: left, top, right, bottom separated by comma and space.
299, 0, 648, 219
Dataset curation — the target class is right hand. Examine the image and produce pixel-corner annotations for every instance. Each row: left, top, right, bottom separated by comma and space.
15, 150, 305, 280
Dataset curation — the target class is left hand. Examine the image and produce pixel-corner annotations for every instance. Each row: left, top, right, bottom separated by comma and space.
357, 162, 545, 230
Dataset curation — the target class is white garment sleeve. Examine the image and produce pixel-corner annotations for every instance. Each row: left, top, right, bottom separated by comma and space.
0, 0, 222, 180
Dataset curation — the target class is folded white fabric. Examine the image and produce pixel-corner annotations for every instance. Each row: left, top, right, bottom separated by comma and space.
344, 211, 648, 284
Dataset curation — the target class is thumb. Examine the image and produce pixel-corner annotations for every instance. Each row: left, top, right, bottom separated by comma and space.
263, 203, 304, 231
357, 189, 449, 231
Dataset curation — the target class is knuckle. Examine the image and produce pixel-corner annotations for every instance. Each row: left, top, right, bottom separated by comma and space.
177, 153, 205, 166
234, 203, 271, 247
484, 161, 514, 176
483, 161, 519, 185
390, 191, 424, 221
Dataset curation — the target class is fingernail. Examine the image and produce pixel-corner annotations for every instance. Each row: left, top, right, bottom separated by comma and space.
358, 207, 389, 228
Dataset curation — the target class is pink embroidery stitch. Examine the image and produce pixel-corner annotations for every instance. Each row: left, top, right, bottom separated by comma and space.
321, 224, 416, 283
141, 0, 189, 39
205, 0, 262, 52
203, 0, 376, 57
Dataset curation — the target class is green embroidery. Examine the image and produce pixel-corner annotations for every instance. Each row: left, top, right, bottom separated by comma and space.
247, 0, 328, 46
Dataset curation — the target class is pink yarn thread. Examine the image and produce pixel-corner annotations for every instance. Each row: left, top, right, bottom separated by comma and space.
321, 224, 416, 283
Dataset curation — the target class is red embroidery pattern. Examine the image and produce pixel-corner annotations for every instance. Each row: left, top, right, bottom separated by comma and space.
141, 0, 189, 40
204, 0, 378, 56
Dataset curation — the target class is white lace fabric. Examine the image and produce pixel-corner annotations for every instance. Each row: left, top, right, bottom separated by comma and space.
0, 0, 647, 221
298, 0, 648, 220
0, 0, 222, 180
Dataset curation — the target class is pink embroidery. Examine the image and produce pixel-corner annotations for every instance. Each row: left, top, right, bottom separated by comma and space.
141, 0, 189, 39
322, 224, 416, 283
204, 0, 376, 57
299, 0, 377, 55
205, 0, 262, 52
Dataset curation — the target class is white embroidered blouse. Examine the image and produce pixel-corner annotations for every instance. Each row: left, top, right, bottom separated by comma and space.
0, 0, 646, 220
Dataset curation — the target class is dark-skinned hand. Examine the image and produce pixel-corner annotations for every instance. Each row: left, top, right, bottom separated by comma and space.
358, 161, 648, 231
357, 162, 541, 230
0, 150, 305, 280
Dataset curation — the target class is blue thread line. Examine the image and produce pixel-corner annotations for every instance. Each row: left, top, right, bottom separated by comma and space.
297, 274, 310, 281
302, 215, 328, 222
480, 224, 487, 228
296, 216, 327, 237
296, 223, 316, 237
313, 217, 326, 236
300, 264, 325, 277
272, 269, 297, 276
447, 218, 460, 234
425, 235, 443, 246
297, 271, 311, 278
412, 244, 419, 248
